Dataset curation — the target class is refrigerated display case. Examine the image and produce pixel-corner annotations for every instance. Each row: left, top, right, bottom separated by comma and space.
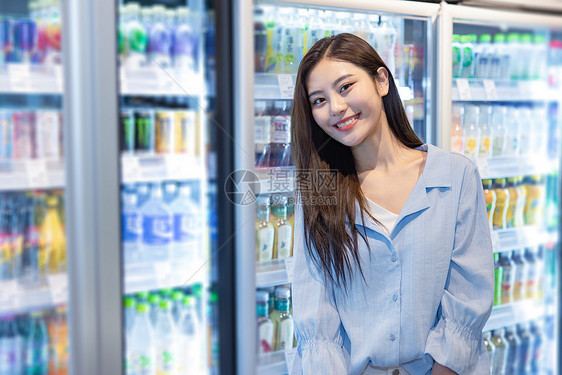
234, 1, 439, 374
437, 4, 562, 374
0, 1, 70, 373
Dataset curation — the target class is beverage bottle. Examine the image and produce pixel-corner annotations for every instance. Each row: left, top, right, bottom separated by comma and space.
512, 249, 527, 301
493, 253, 502, 306
492, 178, 509, 230
518, 106, 532, 156
303, 10, 324, 55
170, 290, 184, 324
281, 12, 301, 74
271, 196, 292, 260
478, 104, 493, 158
492, 33, 511, 80
514, 177, 526, 227
451, 103, 464, 154
257, 290, 274, 354
255, 195, 274, 262
147, 5, 172, 68
459, 35, 474, 79
462, 104, 480, 160
0, 316, 17, 375
162, 181, 177, 204
520, 33, 533, 80
128, 303, 156, 375
272, 287, 293, 351
524, 175, 546, 226
124, 296, 137, 336
475, 34, 493, 79
136, 291, 149, 303
499, 252, 515, 304
491, 105, 508, 157
529, 319, 544, 374
254, 101, 272, 168
483, 331, 495, 374
535, 245, 545, 300
15, 314, 27, 375
25, 312, 48, 375
270, 101, 292, 167
504, 106, 520, 156
140, 183, 173, 263
154, 300, 177, 375
122, 189, 143, 266
47, 306, 69, 375
490, 328, 508, 375
176, 295, 201, 374
10, 194, 25, 280
169, 184, 200, 265
254, 7, 267, 72
122, 3, 148, 68
42, 195, 66, 273
136, 183, 150, 207
504, 325, 520, 375
264, 8, 283, 73
286, 197, 295, 256
524, 247, 538, 299
482, 180, 496, 230
173, 7, 198, 73
452, 34, 462, 78
0, 198, 11, 281
532, 34, 548, 81
375, 18, 397, 77
505, 177, 519, 228
22, 195, 42, 285
532, 106, 548, 158
507, 33, 522, 80
516, 322, 534, 374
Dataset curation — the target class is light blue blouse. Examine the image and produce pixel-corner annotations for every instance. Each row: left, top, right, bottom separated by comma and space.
290, 144, 494, 375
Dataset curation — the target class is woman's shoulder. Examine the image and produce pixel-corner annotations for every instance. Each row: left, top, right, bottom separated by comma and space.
427, 144, 478, 172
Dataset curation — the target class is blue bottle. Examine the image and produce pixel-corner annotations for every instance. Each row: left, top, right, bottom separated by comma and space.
140, 183, 172, 262
122, 190, 142, 265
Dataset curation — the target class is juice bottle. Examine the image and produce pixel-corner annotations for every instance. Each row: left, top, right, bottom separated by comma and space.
483, 331, 495, 374
514, 176, 526, 227
48, 306, 69, 375
512, 249, 527, 301
286, 197, 295, 256
505, 177, 519, 228
42, 195, 66, 274
524, 175, 546, 226
272, 287, 293, 351
478, 104, 493, 158
256, 290, 274, 354
492, 178, 509, 230
516, 323, 534, 374
529, 319, 545, 374
255, 195, 274, 262
499, 252, 515, 304
524, 247, 537, 299
254, 101, 272, 168
254, 8, 267, 72
451, 103, 464, 154
490, 329, 508, 375
493, 253, 502, 306
491, 105, 508, 157
270, 195, 292, 260
462, 104, 480, 160
535, 245, 545, 300
482, 179, 496, 230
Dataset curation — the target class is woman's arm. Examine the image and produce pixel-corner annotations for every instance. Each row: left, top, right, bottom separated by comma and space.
432, 361, 458, 375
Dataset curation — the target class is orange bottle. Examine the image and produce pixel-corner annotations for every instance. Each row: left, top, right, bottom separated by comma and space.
505, 177, 519, 228
492, 178, 510, 230
48, 306, 69, 375
482, 179, 496, 230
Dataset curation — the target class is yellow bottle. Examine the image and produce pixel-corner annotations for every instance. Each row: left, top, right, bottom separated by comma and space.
505, 177, 519, 228
256, 195, 274, 262
286, 197, 295, 257
492, 178, 510, 230
524, 175, 546, 226
271, 196, 292, 260
514, 176, 527, 227
482, 179, 496, 230
42, 195, 67, 274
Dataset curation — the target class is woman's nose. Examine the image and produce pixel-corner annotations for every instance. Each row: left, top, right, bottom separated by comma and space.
329, 96, 346, 117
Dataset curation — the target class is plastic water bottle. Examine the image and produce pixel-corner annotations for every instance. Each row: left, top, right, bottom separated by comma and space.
492, 34, 510, 80
122, 3, 148, 68
0, 316, 17, 375
173, 7, 198, 73
505, 106, 521, 156
533, 34, 548, 81
147, 293, 161, 327
478, 104, 493, 158
122, 190, 143, 265
463, 104, 480, 159
281, 12, 302, 74
532, 106, 548, 158
128, 303, 155, 375
452, 34, 462, 78
491, 105, 508, 157
520, 33, 534, 80
169, 184, 200, 265
176, 295, 201, 374
170, 290, 184, 324
518, 106, 532, 156
507, 33, 522, 80
475, 34, 493, 79
451, 104, 464, 153
141, 183, 173, 263
25, 312, 48, 375
147, 5, 172, 68
459, 35, 475, 78
154, 300, 177, 375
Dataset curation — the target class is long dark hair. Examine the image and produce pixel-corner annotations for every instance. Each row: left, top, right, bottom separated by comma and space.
291, 33, 423, 290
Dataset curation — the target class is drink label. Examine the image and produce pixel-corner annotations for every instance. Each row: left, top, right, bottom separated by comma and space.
0, 233, 10, 263
120, 110, 135, 153
129, 350, 154, 374
258, 320, 274, 353
143, 216, 173, 245
501, 265, 514, 303
174, 213, 199, 242
156, 345, 176, 373
12, 112, 35, 159
272, 116, 291, 143
135, 111, 155, 153
122, 212, 142, 242
276, 224, 292, 259
156, 112, 174, 154
174, 111, 196, 156
278, 317, 294, 351
257, 226, 274, 261
35, 111, 60, 159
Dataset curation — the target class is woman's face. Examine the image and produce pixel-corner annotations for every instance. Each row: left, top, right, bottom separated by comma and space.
306, 58, 389, 148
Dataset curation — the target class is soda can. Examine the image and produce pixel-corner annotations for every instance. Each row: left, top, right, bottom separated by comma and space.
14, 19, 36, 63
155, 110, 175, 154
35, 110, 61, 159
2, 17, 15, 63
120, 109, 135, 153
174, 110, 196, 156
134, 109, 155, 153
0, 110, 13, 159
12, 111, 35, 159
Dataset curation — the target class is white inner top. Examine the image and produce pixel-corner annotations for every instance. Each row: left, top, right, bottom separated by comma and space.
366, 198, 400, 235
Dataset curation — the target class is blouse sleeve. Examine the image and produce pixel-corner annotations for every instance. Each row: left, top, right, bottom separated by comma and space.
290, 202, 349, 375
424, 165, 494, 374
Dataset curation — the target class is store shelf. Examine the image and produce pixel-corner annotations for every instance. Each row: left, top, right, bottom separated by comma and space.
0, 273, 68, 315
119, 66, 202, 97
255, 167, 296, 195
124, 260, 207, 295
121, 154, 205, 184
257, 349, 295, 375
492, 226, 558, 253
0, 63, 64, 94
475, 155, 556, 179
452, 79, 558, 102
484, 300, 546, 332
256, 257, 293, 288
0, 159, 65, 191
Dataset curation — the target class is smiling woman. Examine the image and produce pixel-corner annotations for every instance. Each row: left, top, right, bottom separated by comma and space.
289, 33, 494, 375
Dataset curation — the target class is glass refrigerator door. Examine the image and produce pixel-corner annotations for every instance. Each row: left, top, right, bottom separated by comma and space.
443, 8, 562, 375
249, 2, 436, 373
0, 1, 69, 374
117, 1, 216, 374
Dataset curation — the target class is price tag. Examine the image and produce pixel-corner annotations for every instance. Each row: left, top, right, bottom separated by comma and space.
0, 280, 18, 310
8, 64, 32, 92
155, 262, 172, 286
121, 155, 139, 183
491, 230, 500, 251
456, 78, 471, 101
25, 160, 48, 188
483, 79, 497, 100
284, 348, 296, 372
284, 257, 294, 282
53, 65, 64, 92
277, 75, 295, 99
476, 157, 490, 178
48, 273, 68, 305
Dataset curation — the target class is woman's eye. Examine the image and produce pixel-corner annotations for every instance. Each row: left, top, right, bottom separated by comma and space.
312, 97, 325, 105
340, 83, 353, 93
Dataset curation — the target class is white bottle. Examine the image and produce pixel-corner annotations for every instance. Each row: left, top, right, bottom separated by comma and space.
154, 301, 178, 375
533, 106, 548, 158
533, 34, 548, 81
491, 105, 508, 157
462, 104, 480, 160
122, 190, 143, 265
520, 33, 533, 81
176, 295, 201, 374
128, 303, 156, 375
478, 104, 493, 158
123, 297, 136, 374
140, 184, 173, 263
475, 34, 493, 79
507, 33, 522, 80
281, 12, 301, 74
459, 35, 475, 79
169, 184, 200, 266
504, 106, 521, 156
518, 106, 532, 156
491, 34, 510, 81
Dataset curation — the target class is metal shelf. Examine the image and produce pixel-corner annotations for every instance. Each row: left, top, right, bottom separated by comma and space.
257, 349, 294, 375
0, 273, 68, 315
0, 63, 63, 94
484, 300, 547, 332
119, 66, 203, 97
121, 154, 205, 184
475, 156, 557, 180
492, 226, 558, 253
452, 79, 558, 102
256, 257, 293, 288
0, 159, 65, 191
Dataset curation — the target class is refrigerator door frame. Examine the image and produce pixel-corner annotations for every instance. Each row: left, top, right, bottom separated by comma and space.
233, 1, 439, 374
63, 0, 123, 374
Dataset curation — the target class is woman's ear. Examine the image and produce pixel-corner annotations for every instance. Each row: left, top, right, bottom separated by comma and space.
376, 67, 389, 97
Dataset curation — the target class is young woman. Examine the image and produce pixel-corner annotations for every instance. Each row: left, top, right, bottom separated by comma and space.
290, 33, 494, 375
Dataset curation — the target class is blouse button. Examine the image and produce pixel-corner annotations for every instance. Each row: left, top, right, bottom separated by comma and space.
392, 370, 400, 375
391, 254, 397, 262
392, 294, 398, 302
389, 334, 396, 341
